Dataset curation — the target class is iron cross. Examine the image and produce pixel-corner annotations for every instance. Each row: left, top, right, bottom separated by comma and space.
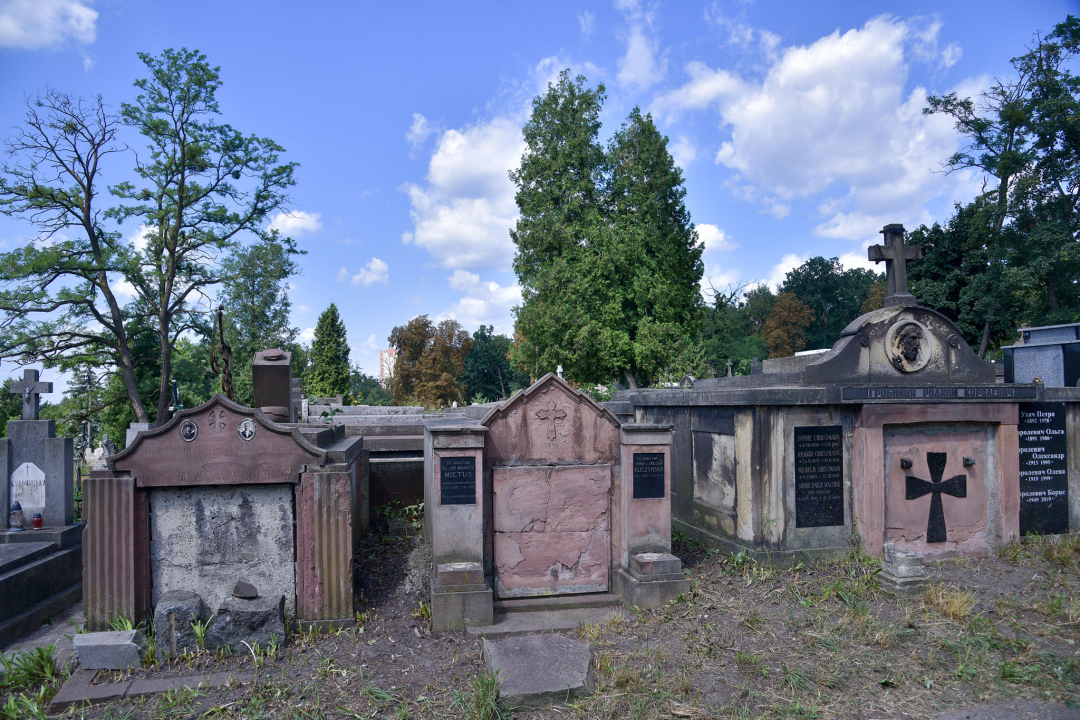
905, 451, 967, 543
868, 224, 923, 307
9, 369, 52, 420
535, 399, 566, 441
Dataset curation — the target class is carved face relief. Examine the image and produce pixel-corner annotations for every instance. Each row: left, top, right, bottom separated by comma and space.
885, 320, 932, 372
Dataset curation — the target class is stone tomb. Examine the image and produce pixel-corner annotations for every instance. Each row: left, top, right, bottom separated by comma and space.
425, 374, 688, 631
616, 224, 1080, 562
84, 394, 366, 631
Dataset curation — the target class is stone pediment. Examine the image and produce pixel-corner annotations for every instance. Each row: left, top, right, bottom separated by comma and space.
482, 374, 621, 465
110, 394, 326, 486
803, 305, 997, 385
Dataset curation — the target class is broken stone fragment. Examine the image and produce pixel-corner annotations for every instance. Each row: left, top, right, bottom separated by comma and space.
153, 590, 206, 660
205, 595, 285, 655
482, 634, 594, 709
73, 630, 146, 670
233, 580, 259, 598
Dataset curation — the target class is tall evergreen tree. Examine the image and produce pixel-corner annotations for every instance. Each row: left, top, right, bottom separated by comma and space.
306, 303, 350, 398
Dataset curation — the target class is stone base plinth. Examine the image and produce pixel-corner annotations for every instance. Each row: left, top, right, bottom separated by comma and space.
431, 576, 493, 632
878, 572, 928, 596
615, 567, 689, 608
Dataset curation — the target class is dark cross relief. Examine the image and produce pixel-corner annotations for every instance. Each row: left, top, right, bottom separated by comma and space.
868, 224, 923, 308
535, 399, 566, 441
9, 369, 52, 421
905, 452, 967, 543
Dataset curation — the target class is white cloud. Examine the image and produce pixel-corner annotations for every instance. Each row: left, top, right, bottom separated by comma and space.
699, 264, 741, 300
578, 10, 595, 39
361, 334, 380, 352
406, 113, 435, 151
267, 210, 322, 236
336, 267, 348, 282
615, 0, 666, 91
351, 257, 389, 287
297, 304, 312, 314
669, 135, 697, 168
126, 224, 153, 253
402, 115, 525, 270
438, 270, 522, 334
697, 223, 736, 254
657, 16, 977, 239
299, 327, 315, 343
941, 42, 962, 69
0, 0, 96, 49
766, 253, 808, 290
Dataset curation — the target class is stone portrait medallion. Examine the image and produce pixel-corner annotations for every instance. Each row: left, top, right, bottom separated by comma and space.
179, 418, 199, 442
885, 320, 932, 373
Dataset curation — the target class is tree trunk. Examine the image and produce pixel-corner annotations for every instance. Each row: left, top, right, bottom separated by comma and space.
155, 313, 173, 423
978, 301, 995, 359
623, 368, 638, 389
1047, 280, 1059, 313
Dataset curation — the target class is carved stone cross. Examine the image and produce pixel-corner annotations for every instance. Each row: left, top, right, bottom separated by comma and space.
9, 369, 52, 420
726, 359, 733, 377
535, 399, 566, 441
905, 451, 967, 543
868, 224, 923, 307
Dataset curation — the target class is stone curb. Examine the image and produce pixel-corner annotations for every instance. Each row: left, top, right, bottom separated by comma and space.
49, 668, 254, 712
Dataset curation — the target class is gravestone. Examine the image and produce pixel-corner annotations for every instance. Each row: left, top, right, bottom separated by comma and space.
1003, 323, 1080, 386
1, 370, 74, 529
1017, 402, 1069, 535
794, 426, 844, 528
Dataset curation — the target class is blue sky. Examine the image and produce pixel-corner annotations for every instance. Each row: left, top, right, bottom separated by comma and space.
0, 0, 1075, 390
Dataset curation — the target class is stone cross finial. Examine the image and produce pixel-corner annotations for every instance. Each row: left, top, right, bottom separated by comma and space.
726, 359, 733, 377
868, 224, 923, 307
9, 369, 52, 420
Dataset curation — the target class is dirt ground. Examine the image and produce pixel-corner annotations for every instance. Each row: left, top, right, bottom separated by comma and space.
3, 529, 1079, 720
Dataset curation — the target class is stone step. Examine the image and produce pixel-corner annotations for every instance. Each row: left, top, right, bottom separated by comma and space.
344, 425, 425, 437
316, 415, 430, 425
0, 545, 82, 638
0, 582, 82, 650
493, 593, 623, 614
0, 524, 84, 549
0, 542, 54, 575
465, 606, 620, 639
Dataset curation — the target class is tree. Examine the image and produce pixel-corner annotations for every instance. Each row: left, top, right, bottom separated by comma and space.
111, 48, 297, 422
761, 292, 815, 358
779, 257, 881, 350
349, 365, 391, 406
461, 325, 528, 402
218, 230, 304, 405
306, 303, 350, 398
387, 315, 473, 407
699, 285, 768, 376
510, 72, 703, 388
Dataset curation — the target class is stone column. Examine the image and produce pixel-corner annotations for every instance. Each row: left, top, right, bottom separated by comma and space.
425, 423, 492, 631
615, 423, 689, 607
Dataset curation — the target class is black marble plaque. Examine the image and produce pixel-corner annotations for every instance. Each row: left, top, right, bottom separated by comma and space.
1019, 403, 1069, 535
439, 455, 475, 505
633, 452, 665, 499
794, 426, 844, 528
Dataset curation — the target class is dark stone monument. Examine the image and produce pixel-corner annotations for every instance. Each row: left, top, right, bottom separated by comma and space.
252, 349, 292, 423
868, 223, 923, 307
439, 456, 475, 505
1018, 402, 1069, 535
794, 426, 844, 527
632, 452, 666, 499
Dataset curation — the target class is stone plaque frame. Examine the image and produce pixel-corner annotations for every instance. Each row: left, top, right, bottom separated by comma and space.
794, 425, 845, 528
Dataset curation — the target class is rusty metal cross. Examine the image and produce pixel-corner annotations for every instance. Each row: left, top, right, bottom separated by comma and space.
535, 399, 566, 441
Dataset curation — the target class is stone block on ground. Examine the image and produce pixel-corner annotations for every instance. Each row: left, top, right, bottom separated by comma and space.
205, 595, 285, 654
233, 580, 258, 598
879, 542, 928, 596
630, 552, 682, 576
153, 590, 206, 660
482, 634, 594, 709
73, 630, 146, 670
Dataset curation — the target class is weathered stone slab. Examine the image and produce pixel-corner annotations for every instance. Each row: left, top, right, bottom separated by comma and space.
205, 595, 285, 654
630, 553, 682, 576
153, 590, 206, 660
73, 630, 146, 669
437, 562, 483, 587
494, 530, 609, 597
482, 634, 594, 708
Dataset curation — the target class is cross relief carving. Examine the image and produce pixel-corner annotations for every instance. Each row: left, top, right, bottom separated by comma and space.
535, 399, 566, 441
905, 451, 967, 544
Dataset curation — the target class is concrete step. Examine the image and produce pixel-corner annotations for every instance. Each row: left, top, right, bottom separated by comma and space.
493, 593, 623, 614
0, 545, 82, 631
0, 582, 82, 650
0, 524, 84, 549
465, 606, 621, 639
344, 425, 425, 437
0, 542, 54, 574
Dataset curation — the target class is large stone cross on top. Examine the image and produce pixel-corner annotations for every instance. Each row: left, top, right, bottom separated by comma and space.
868, 224, 923, 308
10, 369, 52, 420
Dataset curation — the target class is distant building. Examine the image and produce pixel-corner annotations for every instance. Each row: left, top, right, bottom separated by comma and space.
379, 348, 396, 387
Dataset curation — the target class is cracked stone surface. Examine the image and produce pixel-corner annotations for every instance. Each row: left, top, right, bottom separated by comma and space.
482, 634, 594, 709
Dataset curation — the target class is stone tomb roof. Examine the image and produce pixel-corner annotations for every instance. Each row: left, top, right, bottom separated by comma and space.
109, 394, 326, 486
481, 373, 621, 466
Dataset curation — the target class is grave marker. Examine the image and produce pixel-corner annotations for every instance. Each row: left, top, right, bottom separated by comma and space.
9, 369, 51, 420
439, 456, 475, 505
794, 426, 844, 527
632, 452, 665, 499
905, 452, 967, 543
1018, 402, 1069, 535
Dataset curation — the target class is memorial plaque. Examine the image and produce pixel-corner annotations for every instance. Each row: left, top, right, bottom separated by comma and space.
440, 455, 476, 505
633, 452, 665, 499
1018, 402, 1069, 535
794, 426, 844, 528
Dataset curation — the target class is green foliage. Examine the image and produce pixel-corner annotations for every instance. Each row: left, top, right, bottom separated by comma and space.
388, 315, 473, 407
218, 231, 304, 406
700, 285, 770, 375
510, 71, 703, 388
0, 378, 24, 438
778, 257, 881, 351
349, 364, 391, 405
307, 303, 351, 398
461, 325, 528, 401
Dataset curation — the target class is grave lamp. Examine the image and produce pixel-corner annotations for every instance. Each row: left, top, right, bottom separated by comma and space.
9, 501, 24, 531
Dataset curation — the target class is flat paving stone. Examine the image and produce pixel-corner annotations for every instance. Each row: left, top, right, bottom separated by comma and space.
482, 634, 594, 709
934, 702, 1080, 720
